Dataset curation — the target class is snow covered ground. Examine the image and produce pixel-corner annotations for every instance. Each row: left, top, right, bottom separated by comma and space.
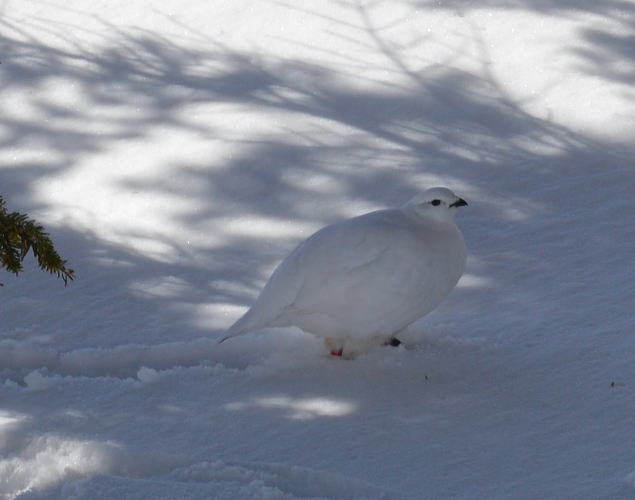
1, 0, 635, 498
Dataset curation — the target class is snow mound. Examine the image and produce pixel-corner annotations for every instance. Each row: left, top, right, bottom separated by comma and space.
1, 436, 181, 499
0, 338, 226, 380
17, 460, 390, 500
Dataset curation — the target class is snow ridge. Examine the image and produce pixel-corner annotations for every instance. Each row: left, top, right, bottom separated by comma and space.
11, 456, 390, 500
0, 338, 225, 380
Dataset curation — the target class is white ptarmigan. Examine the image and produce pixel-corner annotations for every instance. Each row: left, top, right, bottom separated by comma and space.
220, 187, 468, 357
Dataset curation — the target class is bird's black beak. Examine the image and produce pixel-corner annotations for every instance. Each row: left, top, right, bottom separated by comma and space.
450, 198, 468, 208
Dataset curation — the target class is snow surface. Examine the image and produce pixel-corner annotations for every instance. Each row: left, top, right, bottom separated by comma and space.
1, 1, 635, 498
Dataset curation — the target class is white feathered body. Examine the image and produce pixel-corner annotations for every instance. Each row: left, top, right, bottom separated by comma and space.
224, 207, 466, 345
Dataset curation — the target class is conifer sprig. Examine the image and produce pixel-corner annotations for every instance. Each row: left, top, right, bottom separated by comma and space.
0, 196, 75, 286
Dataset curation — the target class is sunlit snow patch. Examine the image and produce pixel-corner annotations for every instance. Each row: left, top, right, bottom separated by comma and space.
0, 437, 123, 498
456, 273, 493, 289
0, 436, 187, 499
226, 396, 356, 420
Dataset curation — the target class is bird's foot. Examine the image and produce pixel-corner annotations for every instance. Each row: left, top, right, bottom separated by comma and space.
384, 337, 402, 347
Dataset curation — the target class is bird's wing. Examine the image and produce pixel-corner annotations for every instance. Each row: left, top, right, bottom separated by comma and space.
269, 210, 439, 333
221, 210, 402, 339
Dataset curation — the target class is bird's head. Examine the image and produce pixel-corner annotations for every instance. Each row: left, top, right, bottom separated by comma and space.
404, 187, 468, 221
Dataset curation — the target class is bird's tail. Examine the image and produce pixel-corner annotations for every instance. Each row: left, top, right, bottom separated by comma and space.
217, 309, 257, 344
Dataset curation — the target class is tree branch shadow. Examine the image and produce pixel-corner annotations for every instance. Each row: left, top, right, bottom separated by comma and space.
1, 3, 635, 498
1, 3, 632, 351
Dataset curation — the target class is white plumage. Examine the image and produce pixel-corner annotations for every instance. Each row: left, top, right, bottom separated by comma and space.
220, 187, 468, 356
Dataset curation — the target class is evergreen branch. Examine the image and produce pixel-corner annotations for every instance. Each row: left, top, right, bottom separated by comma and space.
0, 196, 75, 286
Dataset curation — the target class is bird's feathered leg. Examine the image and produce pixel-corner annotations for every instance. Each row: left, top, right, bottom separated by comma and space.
324, 337, 344, 357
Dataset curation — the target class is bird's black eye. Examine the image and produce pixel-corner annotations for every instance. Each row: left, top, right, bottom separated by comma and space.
431, 199, 441, 206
